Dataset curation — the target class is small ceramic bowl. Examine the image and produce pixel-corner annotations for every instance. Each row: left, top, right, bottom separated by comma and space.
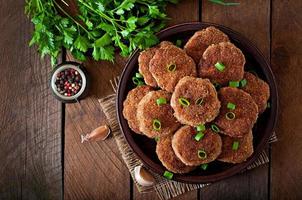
50, 61, 89, 103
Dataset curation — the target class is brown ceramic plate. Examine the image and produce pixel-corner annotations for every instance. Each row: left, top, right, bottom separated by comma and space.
116, 22, 278, 184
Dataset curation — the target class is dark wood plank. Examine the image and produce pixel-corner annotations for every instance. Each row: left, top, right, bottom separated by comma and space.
64, 55, 131, 200
133, 1, 200, 199
200, 0, 270, 199
271, 1, 302, 199
0, 1, 62, 199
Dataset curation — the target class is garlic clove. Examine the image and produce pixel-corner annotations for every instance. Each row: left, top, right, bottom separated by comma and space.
134, 166, 155, 187
81, 125, 111, 143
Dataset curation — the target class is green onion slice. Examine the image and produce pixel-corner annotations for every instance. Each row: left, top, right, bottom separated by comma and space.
198, 150, 207, 159
175, 39, 182, 47
196, 124, 206, 132
163, 171, 173, 180
229, 81, 240, 88
201, 163, 208, 170
226, 112, 236, 120
178, 97, 190, 107
194, 132, 205, 141
240, 79, 247, 87
196, 98, 204, 105
227, 102, 236, 110
167, 63, 176, 72
135, 73, 143, 79
156, 97, 167, 106
154, 136, 160, 142
153, 119, 161, 131
214, 62, 225, 72
232, 141, 240, 150
211, 124, 220, 133
132, 77, 144, 86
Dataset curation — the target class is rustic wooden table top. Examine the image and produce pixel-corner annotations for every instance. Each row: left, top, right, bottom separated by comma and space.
1, 0, 302, 199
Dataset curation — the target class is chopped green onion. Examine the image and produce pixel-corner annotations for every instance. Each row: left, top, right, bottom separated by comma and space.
196, 98, 204, 105
213, 83, 221, 90
211, 124, 220, 133
163, 171, 173, 180
198, 150, 207, 159
214, 62, 225, 72
226, 112, 236, 120
175, 39, 182, 47
232, 141, 240, 150
178, 97, 190, 107
155, 137, 160, 142
209, 0, 240, 6
135, 73, 143, 79
240, 79, 247, 87
227, 102, 236, 110
167, 63, 176, 72
267, 102, 271, 108
156, 97, 167, 106
201, 163, 208, 170
132, 77, 144, 86
153, 119, 161, 131
196, 124, 206, 132
194, 132, 205, 141
229, 81, 240, 88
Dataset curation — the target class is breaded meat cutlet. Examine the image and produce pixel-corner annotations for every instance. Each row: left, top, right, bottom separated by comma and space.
149, 44, 197, 92
137, 90, 181, 138
199, 42, 245, 85
123, 85, 153, 134
171, 76, 221, 126
241, 72, 270, 113
218, 130, 254, 163
215, 87, 258, 137
172, 126, 222, 166
156, 134, 195, 173
184, 26, 230, 64
138, 41, 173, 87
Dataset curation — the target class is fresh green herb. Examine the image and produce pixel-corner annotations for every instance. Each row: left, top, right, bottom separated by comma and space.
232, 141, 239, 150
201, 163, 208, 170
196, 124, 206, 132
132, 77, 144, 86
214, 62, 225, 72
25, 0, 180, 65
226, 112, 236, 120
178, 97, 190, 107
194, 132, 205, 141
163, 171, 173, 180
156, 97, 167, 106
196, 98, 204, 105
175, 39, 182, 47
240, 79, 247, 87
155, 136, 160, 142
209, 0, 240, 6
229, 81, 240, 88
167, 63, 177, 72
153, 119, 161, 131
211, 124, 220, 133
198, 150, 207, 159
227, 102, 236, 110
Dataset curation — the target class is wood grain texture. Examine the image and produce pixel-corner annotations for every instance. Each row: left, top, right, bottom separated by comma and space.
201, 0, 270, 199
133, 1, 199, 199
0, 1, 62, 199
271, 1, 302, 199
64, 55, 131, 200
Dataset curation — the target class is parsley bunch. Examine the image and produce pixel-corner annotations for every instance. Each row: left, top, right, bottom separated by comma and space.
25, 0, 179, 65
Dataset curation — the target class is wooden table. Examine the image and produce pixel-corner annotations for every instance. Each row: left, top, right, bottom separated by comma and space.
1, 0, 302, 199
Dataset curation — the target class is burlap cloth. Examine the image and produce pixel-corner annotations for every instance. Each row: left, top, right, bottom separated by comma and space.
98, 77, 277, 200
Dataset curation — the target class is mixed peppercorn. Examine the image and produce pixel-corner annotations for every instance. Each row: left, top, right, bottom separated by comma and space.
55, 68, 82, 97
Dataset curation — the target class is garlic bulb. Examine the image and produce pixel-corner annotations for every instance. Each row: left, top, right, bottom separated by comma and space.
81, 125, 111, 143
134, 166, 155, 187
